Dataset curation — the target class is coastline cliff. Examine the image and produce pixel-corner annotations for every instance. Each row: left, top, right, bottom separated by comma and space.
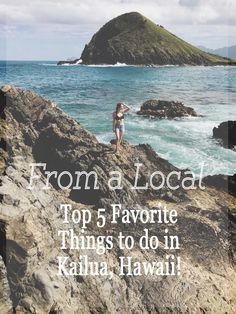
0, 85, 236, 313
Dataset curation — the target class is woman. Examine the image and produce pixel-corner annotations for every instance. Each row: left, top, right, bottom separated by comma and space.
112, 102, 130, 153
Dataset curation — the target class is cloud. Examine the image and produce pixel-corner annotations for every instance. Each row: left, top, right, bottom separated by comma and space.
0, 0, 235, 59
1, 0, 235, 27
179, 0, 200, 7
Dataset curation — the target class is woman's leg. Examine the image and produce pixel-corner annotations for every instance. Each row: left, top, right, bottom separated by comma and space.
120, 125, 125, 144
120, 130, 123, 144
115, 128, 120, 152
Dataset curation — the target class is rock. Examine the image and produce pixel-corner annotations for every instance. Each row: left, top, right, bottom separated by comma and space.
0, 255, 12, 314
202, 173, 236, 197
0, 85, 236, 313
213, 121, 236, 149
137, 99, 198, 119
80, 12, 233, 66
57, 59, 82, 66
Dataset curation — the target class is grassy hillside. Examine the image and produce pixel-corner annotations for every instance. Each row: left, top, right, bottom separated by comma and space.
81, 12, 234, 65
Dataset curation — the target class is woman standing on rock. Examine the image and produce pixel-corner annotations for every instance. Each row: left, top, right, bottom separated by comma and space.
112, 102, 130, 153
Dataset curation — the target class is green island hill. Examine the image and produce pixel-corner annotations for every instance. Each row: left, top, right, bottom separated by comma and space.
76, 12, 236, 66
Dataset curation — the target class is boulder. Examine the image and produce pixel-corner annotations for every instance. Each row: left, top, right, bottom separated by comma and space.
137, 99, 198, 119
213, 120, 236, 149
57, 59, 81, 65
202, 173, 236, 197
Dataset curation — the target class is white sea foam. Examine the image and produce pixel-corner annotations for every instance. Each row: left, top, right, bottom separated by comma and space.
86, 62, 131, 67
96, 134, 111, 144
59, 63, 79, 66
151, 64, 180, 68
182, 115, 201, 120
83, 63, 182, 68
114, 62, 128, 67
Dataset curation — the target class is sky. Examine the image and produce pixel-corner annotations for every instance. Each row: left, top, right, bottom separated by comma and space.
0, 0, 235, 60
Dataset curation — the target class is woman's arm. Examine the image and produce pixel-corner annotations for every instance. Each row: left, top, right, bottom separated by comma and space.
123, 103, 130, 113
112, 112, 115, 131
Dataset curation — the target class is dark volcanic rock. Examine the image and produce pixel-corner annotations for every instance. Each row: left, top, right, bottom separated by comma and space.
137, 99, 198, 119
0, 85, 236, 313
213, 120, 236, 149
203, 174, 236, 197
57, 59, 81, 65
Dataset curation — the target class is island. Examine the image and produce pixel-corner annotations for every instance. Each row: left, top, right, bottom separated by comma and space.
58, 12, 236, 66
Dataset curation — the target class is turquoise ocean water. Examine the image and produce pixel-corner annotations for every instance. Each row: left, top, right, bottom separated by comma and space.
0, 60, 236, 176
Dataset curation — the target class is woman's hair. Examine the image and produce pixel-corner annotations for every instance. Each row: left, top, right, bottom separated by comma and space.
116, 102, 123, 114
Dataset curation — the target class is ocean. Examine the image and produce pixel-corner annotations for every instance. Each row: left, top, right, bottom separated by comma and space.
0, 60, 236, 176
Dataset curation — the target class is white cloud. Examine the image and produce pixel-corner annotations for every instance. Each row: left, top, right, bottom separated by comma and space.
0, 0, 235, 26
179, 0, 200, 7
0, 0, 235, 59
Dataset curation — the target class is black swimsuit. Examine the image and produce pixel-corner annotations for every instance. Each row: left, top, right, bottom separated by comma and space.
115, 112, 125, 131
115, 114, 124, 120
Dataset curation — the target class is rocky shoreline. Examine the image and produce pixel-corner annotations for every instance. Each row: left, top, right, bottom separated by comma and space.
0, 85, 236, 313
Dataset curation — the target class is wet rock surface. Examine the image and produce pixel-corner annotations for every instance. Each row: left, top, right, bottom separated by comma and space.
0, 85, 235, 313
213, 120, 236, 149
137, 99, 198, 119
203, 174, 236, 197
57, 59, 81, 65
